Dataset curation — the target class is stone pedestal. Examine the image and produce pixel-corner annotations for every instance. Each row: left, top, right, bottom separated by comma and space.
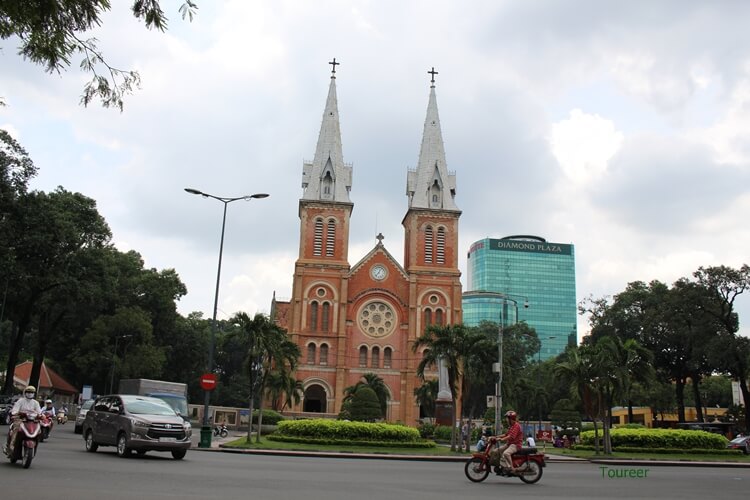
435, 401, 453, 426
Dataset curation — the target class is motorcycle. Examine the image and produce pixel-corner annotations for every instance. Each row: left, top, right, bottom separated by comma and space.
57, 411, 67, 425
213, 424, 228, 438
464, 436, 546, 484
39, 413, 53, 441
4, 411, 42, 468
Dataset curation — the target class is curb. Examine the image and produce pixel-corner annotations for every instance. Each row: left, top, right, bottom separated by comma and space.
193, 445, 750, 467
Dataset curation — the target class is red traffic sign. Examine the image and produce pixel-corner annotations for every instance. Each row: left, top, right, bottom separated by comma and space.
199, 373, 217, 391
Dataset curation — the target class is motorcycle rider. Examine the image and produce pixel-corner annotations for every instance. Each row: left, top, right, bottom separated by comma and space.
494, 410, 523, 475
41, 399, 56, 418
4, 386, 42, 456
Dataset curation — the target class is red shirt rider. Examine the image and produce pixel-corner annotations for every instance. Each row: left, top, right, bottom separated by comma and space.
504, 419, 523, 447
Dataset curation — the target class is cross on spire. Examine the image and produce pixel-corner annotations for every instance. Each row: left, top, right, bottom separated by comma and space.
376, 233, 385, 244
428, 67, 438, 87
329, 58, 340, 77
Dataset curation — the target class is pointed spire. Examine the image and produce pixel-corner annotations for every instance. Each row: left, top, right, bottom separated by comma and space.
301, 60, 352, 202
406, 70, 458, 210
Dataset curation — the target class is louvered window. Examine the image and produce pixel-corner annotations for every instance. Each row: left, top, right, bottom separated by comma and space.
435, 308, 443, 326
326, 218, 335, 257
310, 301, 318, 332
321, 302, 330, 332
436, 227, 445, 264
359, 346, 368, 367
424, 308, 432, 333
307, 343, 316, 364
371, 347, 380, 368
313, 218, 323, 256
320, 344, 328, 365
384, 348, 392, 368
424, 226, 433, 264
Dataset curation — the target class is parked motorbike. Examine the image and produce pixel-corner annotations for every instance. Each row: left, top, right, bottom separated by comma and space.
39, 413, 53, 441
57, 411, 67, 425
4, 411, 42, 468
213, 424, 228, 438
464, 436, 545, 484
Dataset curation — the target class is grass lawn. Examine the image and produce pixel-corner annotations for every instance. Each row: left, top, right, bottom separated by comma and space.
222, 437, 471, 456
545, 447, 750, 462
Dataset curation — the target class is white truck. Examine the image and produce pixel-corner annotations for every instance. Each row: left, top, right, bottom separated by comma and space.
118, 379, 189, 420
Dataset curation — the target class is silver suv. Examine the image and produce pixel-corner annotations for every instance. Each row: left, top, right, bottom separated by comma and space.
82, 395, 191, 459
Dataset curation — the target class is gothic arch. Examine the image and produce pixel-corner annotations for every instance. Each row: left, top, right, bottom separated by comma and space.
302, 378, 332, 414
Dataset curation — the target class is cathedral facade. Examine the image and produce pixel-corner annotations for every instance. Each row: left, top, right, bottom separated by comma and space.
272, 65, 462, 425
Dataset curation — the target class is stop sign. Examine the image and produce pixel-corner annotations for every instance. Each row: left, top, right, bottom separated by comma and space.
200, 373, 217, 391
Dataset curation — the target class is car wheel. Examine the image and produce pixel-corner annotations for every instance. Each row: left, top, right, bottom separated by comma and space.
171, 449, 187, 460
116, 433, 132, 457
84, 430, 98, 452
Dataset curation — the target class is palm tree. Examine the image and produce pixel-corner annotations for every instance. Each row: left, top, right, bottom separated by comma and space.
232, 311, 300, 442
344, 373, 389, 418
413, 379, 439, 422
413, 323, 472, 451
265, 371, 303, 412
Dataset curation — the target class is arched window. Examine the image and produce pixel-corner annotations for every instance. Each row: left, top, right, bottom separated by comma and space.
435, 308, 443, 326
371, 347, 380, 368
325, 218, 336, 257
424, 308, 432, 333
430, 179, 441, 208
310, 301, 318, 332
322, 170, 333, 197
383, 347, 392, 368
320, 343, 329, 365
436, 227, 445, 264
424, 225, 433, 264
313, 218, 323, 256
307, 343, 316, 364
359, 346, 368, 367
321, 302, 330, 332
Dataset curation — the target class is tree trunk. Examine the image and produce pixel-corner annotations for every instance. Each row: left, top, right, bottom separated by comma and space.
627, 399, 634, 424
246, 393, 255, 442
450, 395, 457, 451
739, 378, 750, 433
675, 378, 686, 422
691, 375, 704, 422
29, 310, 65, 395
593, 420, 600, 455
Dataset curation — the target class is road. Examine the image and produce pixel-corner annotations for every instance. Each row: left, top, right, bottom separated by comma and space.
0, 423, 746, 499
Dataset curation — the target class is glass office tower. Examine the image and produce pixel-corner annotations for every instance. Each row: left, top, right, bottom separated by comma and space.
463, 236, 577, 360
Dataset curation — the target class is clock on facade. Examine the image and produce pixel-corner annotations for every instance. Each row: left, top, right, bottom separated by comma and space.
370, 264, 387, 281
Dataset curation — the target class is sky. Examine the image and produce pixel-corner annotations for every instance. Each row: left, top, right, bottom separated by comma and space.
2, 0, 749, 339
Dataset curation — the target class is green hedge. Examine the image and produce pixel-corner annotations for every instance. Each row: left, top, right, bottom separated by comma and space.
275, 419, 423, 442
579, 428, 728, 450
573, 445, 742, 455
267, 434, 436, 448
252, 409, 284, 425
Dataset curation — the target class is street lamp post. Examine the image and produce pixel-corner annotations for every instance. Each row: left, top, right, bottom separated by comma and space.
487, 292, 529, 435
109, 334, 132, 394
185, 187, 268, 448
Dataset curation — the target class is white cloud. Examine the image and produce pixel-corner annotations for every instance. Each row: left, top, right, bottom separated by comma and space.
549, 109, 624, 184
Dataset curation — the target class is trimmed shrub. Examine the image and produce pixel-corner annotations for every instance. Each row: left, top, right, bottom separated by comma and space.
276, 419, 423, 442
267, 434, 436, 448
349, 387, 382, 422
418, 422, 435, 438
579, 428, 728, 450
433, 425, 452, 441
252, 409, 284, 425
573, 445, 742, 455
615, 423, 646, 429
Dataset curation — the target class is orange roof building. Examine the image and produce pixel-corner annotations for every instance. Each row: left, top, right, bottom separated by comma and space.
13, 361, 78, 397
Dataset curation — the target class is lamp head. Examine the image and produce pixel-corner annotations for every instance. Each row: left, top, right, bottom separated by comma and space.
184, 188, 203, 195
523, 300, 530, 308
249, 193, 269, 199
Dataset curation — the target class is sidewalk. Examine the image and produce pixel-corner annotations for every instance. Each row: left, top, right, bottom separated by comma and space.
191, 434, 750, 467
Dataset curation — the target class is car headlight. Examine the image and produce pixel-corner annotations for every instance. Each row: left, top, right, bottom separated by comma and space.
183, 421, 191, 429
131, 418, 150, 429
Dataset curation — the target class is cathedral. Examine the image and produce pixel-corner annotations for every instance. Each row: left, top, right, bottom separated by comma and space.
272, 63, 462, 425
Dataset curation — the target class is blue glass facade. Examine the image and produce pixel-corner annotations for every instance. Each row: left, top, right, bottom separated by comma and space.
463, 236, 577, 360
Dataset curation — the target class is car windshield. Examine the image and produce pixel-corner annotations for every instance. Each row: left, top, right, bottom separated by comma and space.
151, 395, 188, 416
81, 400, 94, 410
729, 437, 747, 444
123, 398, 177, 416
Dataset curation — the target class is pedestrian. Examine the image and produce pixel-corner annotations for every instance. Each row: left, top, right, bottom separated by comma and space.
461, 420, 470, 452
526, 433, 536, 448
